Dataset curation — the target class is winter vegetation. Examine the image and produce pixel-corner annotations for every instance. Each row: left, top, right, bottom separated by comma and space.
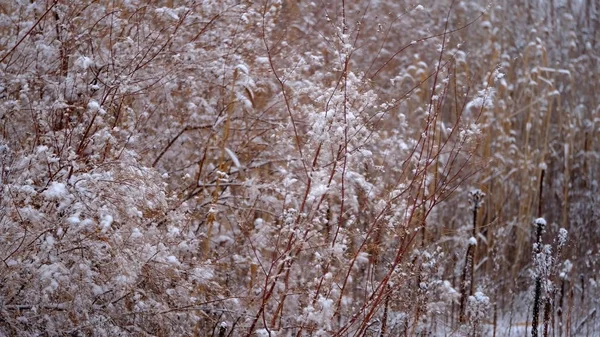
0, 0, 598, 336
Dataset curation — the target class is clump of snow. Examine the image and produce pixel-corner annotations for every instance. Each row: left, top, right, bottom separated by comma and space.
465, 88, 496, 111
100, 214, 113, 233
168, 226, 180, 237
558, 228, 568, 246
467, 291, 491, 323
87, 100, 100, 112
560, 260, 573, 279
235, 63, 249, 75
42, 182, 67, 200
303, 295, 335, 331
471, 291, 489, 304
459, 123, 481, 143
468, 237, 477, 246
36, 145, 49, 153
255, 56, 269, 64
308, 182, 329, 203
19, 184, 36, 196
441, 280, 459, 299
67, 214, 81, 225
535, 217, 547, 227
41, 235, 55, 251
493, 68, 505, 81
75, 56, 93, 70
131, 227, 143, 239
191, 266, 214, 284
155, 7, 179, 20
356, 252, 370, 266
166, 255, 180, 265
87, 100, 106, 114
38, 263, 66, 295
92, 284, 104, 296
114, 274, 130, 285
255, 329, 270, 337
215, 235, 233, 245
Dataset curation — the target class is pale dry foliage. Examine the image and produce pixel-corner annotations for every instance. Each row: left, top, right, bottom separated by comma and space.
0, 0, 598, 336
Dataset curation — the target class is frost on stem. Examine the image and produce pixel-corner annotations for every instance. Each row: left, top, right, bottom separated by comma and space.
464, 290, 491, 336
465, 87, 496, 114
469, 189, 485, 210
530, 219, 569, 337
558, 228, 568, 247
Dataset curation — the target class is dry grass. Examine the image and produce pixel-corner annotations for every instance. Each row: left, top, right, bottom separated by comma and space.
0, 0, 598, 336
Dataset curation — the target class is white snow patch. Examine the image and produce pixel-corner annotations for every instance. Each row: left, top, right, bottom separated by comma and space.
558, 228, 568, 246
67, 214, 81, 225
155, 7, 179, 20
131, 227, 143, 239
471, 291, 489, 304
255, 329, 271, 337
215, 235, 234, 245
75, 56, 93, 70
43, 182, 67, 199
235, 63, 249, 75
100, 214, 113, 233
166, 255, 180, 265
92, 284, 104, 296
256, 57, 269, 64
168, 226, 180, 237
191, 266, 214, 284
36, 145, 49, 153
87, 100, 100, 112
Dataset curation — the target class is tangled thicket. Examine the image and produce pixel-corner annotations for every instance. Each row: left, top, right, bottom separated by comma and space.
0, 0, 598, 336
